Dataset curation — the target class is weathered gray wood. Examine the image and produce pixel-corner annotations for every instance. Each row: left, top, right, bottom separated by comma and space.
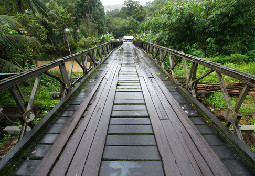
235, 84, 251, 112
50, 65, 120, 176
216, 72, 233, 110
138, 66, 211, 176
183, 59, 189, 86
26, 74, 41, 114
137, 54, 231, 175
171, 56, 182, 72
187, 62, 198, 97
33, 68, 112, 176
139, 78, 181, 176
160, 50, 165, 69
74, 58, 85, 74
151, 72, 231, 175
20, 74, 41, 139
59, 63, 71, 98
168, 53, 175, 76
8, 87, 25, 113
16, 84, 26, 103
44, 71, 65, 86
81, 67, 120, 176
68, 59, 75, 79
191, 69, 214, 85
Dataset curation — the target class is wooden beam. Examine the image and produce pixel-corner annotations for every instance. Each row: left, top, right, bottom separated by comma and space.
26, 74, 41, 116
93, 49, 97, 63
171, 56, 182, 71
191, 69, 214, 86
183, 59, 189, 86
75, 58, 85, 73
44, 71, 65, 86
15, 84, 26, 103
8, 87, 25, 113
168, 53, 175, 76
216, 72, 233, 110
234, 84, 251, 112
59, 63, 71, 98
68, 59, 75, 79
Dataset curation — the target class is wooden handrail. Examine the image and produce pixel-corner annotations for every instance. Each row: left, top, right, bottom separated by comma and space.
134, 40, 254, 140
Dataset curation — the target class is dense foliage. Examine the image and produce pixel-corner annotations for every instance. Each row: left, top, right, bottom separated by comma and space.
0, 0, 108, 72
105, 0, 146, 38
141, 0, 255, 58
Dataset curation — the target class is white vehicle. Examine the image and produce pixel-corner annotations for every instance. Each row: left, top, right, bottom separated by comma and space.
123, 36, 134, 42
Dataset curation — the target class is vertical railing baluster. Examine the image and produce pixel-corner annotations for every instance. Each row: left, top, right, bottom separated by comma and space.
59, 63, 71, 99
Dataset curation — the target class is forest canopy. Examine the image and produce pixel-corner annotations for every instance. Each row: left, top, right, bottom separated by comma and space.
0, 0, 108, 72
0, 0, 255, 72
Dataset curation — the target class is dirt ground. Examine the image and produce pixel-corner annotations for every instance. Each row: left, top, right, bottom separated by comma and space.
37, 61, 90, 72
0, 136, 18, 159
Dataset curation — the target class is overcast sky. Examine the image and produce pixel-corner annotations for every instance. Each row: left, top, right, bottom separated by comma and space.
101, 0, 152, 6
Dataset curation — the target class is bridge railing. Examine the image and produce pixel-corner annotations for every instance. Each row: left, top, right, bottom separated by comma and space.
134, 41, 255, 140
0, 41, 122, 140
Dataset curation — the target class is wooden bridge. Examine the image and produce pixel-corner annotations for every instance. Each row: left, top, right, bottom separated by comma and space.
0, 41, 254, 175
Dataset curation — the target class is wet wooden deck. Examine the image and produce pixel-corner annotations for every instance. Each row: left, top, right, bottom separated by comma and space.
13, 43, 253, 175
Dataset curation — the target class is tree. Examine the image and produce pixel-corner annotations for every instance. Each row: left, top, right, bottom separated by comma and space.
0, 15, 40, 72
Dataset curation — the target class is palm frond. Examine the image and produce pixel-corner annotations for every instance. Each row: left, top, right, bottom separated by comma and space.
0, 15, 21, 29
0, 58, 21, 73
0, 15, 40, 50
23, 0, 50, 18
0, 32, 40, 49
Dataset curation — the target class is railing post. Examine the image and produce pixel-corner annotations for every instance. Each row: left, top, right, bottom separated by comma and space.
94, 49, 97, 63
160, 49, 164, 69
183, 59, 189, 86
19, 74, 41, 140
8, 87, 26, 114
59, 63, 71, 99
168, 53, 175, 76
68, 59, 75, 79
15, 84, 26, 103
216, 72, 244, 140
187, 62, 198, 97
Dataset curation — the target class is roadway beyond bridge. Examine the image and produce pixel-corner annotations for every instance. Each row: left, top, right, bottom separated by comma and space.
1, 42, 255, 175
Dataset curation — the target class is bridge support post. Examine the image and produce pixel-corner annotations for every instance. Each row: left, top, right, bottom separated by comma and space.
168, 53, 175, 76
8, 74, 42, 140
187, 62, 198, 97
93, 49, 97, 63
8, 87, 26, 114
216, 72, 250, 140
59, 63, 71, 99
183, 59, 189, 86
160, 50, 167, 69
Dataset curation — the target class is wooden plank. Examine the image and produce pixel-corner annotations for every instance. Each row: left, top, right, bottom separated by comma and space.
148, 78, 212, 175
137, 55, 230, 175
134, 42, 255, 171
33, 67, 112, 176
216, 72, 233, 110
150, 71, 231, 175
139, 69, 204, 176
81, 68, 119, 175
49, 64, 119, 175
0, 46, 119, 173
64, 65, 119, 176
139, 77, 181, 176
